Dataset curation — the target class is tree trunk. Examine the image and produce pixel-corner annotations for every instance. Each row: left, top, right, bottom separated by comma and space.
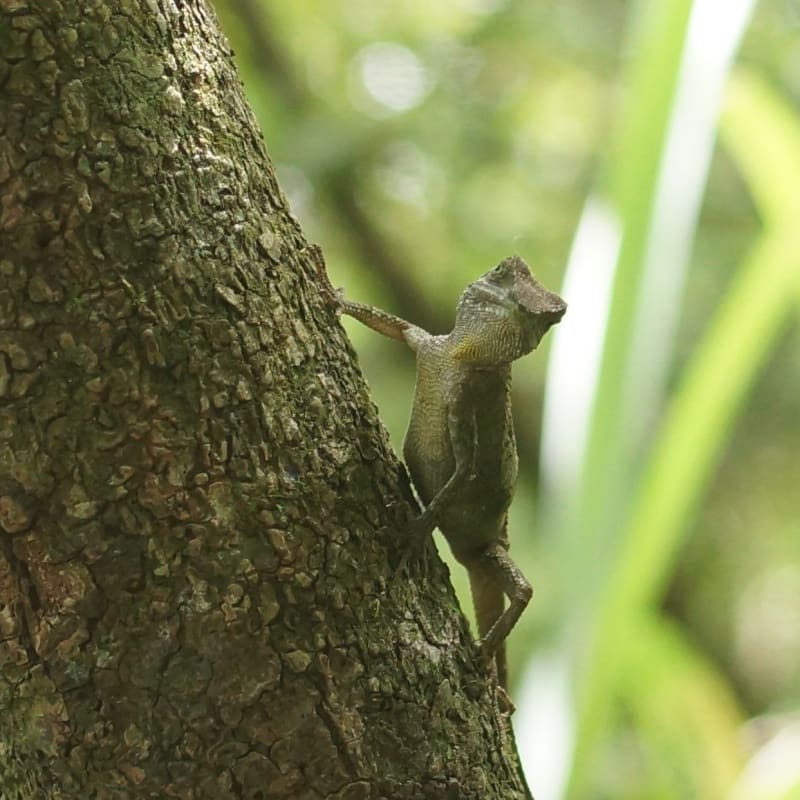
0, 2, 531, 798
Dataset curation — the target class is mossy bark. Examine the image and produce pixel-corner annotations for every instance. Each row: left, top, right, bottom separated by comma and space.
0, 1, 531, 798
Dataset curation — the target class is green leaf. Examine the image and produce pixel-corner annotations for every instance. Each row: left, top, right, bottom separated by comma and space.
625, 614, 744, 799
723, 71, 800, 226
568, 70, 800, 798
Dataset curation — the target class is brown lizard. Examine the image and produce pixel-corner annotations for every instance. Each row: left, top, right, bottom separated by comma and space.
316, 249, 566, 688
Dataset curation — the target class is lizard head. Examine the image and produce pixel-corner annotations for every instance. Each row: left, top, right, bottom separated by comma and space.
452, 255, 566, 363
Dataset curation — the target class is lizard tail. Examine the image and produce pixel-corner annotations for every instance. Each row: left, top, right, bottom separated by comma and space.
468, 566, 508, 689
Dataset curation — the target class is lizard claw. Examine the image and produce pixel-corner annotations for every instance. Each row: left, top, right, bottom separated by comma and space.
319, 282, 345, 315
308, 243, 345, 313
495, 685, 515, 716
477, 641, 498, 684
395, 515, 434, 575
478, 631, 500, 663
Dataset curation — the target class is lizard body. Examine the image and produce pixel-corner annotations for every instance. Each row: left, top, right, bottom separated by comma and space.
321, 253, 565, 688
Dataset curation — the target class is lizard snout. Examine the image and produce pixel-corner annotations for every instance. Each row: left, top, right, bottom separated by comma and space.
537, 293, 567, 331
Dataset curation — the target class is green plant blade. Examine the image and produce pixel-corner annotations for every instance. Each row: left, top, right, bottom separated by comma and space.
625, 614, 744, 799
567, 71, 800, 798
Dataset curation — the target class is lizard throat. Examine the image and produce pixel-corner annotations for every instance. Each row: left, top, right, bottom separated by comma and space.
448, 325, 533, 364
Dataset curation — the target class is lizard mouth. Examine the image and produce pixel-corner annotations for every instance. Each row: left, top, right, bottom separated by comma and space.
523, 323, 545, 352
524, 308, 565, 351
539, 304, 567, 329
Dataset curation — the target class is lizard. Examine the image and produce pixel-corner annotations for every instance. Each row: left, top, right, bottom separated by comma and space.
315, 248, 566, 689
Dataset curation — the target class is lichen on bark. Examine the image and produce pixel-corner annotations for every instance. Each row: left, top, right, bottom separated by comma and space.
0, 1, 531, 798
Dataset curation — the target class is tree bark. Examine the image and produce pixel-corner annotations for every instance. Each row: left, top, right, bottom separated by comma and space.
0, 1, 531, 798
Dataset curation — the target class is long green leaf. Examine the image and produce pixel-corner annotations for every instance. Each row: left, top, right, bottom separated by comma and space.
568, 71, 800, 798
625, 614, 744, 799
723, 71, 800, 225
611, 232, 799, 618
599, 70, 800, 626
565, 0, 695, 585
561, 2, 695, 793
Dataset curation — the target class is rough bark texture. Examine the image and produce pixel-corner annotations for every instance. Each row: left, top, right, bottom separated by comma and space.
0, 1, 531, 798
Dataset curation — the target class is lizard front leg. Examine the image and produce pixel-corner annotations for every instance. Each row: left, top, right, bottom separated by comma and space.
340, 299, 426, 346
310, 244, 429, 348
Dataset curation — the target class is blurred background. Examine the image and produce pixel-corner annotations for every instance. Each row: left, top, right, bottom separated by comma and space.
213, 0, 800, 797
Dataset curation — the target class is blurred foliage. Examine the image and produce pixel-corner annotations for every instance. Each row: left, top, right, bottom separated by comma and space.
213, 0, 800, 798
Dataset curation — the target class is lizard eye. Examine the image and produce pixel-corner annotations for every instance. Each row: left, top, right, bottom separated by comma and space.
490, 263, 513, 283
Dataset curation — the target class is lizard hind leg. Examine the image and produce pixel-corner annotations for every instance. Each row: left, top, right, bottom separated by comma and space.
463, 540, 533, 690
467, 556, 509, 688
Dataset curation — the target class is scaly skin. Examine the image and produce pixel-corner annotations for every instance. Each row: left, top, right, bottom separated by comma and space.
316, 249, 566, 688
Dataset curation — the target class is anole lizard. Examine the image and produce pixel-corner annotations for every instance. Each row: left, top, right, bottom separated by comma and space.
315, 249, 566, 688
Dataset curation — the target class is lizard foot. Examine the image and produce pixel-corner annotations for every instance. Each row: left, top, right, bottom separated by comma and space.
474, 649, 515, 715
395, 515, 435, 576
477, 644, 497, 679
495, 684, 515, 716
478, 631, 502, 665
